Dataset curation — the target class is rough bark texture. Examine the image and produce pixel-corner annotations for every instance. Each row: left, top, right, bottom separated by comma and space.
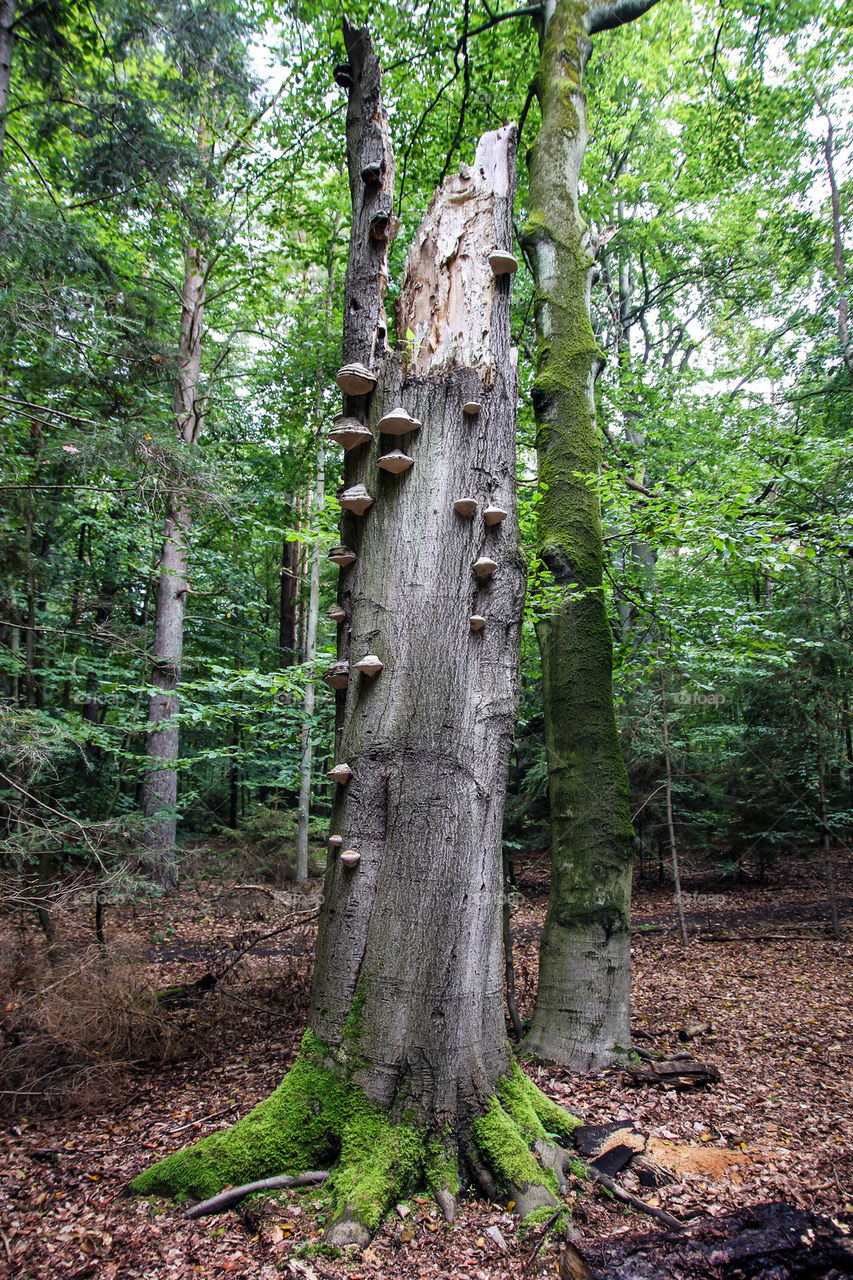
132, 25, 580, 1242
521, 0, 656, 1071
140, 240, 206, 887
0, 0, 15, 174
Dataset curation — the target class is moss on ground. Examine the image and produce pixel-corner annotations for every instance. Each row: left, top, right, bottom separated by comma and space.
519, 1204, 570, 1240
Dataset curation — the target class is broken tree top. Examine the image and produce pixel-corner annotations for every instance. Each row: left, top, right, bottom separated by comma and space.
399, 126, 519, 382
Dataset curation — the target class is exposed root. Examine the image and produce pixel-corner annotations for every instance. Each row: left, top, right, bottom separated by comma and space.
131, 1030, 347, 1202
130, 1044, 580, 1244
469, 1061, 581, 1224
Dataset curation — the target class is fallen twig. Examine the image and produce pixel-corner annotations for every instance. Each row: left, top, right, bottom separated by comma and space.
158, 1104, 239, 1138
217, 909, 320, 979
591, 1167, 683, 1230
185, 1170, 330, 1219
519, 1205, 564, 1276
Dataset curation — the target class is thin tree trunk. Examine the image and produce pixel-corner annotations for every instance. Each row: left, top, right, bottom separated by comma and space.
294, 442, 325, 885
279, 512, 299, 662
140, 236, 206, 887
8, 585, 19, 703
815, 91, 853, 379
228, 719, 239, 829
841, 689, 853, 802
816, 719, 841, 941
521, 0, 655, 1071
661, 670, 688, 946
0, 0, 15, 174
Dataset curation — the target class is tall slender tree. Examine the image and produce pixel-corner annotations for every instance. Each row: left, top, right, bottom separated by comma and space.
0, 0, 15, 172
521, 0, 659, 1070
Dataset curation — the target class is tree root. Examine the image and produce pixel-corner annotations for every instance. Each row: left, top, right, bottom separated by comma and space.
130, 1040, 581, 1245
185, 1171, 329, 1219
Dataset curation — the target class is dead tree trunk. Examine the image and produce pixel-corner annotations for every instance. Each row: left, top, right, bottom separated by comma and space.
140, 237, 206, 887
132, 21, 580, 1244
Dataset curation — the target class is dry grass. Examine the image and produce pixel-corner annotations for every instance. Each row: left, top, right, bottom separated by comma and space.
0, 937, 177, 1114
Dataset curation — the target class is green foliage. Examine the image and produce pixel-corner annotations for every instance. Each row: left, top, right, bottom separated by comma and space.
1, 0, 850, 898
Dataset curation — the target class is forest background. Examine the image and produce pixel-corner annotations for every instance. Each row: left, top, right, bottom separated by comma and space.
1, 0, 851, 962
1, 1, 852, 1275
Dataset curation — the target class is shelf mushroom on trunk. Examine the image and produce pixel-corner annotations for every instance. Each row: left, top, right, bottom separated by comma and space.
336, 362, 377, 395
339, 484, 374, 515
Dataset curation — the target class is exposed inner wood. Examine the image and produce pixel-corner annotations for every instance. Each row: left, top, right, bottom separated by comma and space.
397, 128, 517, 384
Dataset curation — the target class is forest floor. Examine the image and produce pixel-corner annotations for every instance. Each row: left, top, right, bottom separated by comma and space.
1, 847, 851, 1279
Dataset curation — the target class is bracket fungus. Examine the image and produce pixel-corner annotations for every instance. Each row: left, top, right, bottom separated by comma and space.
328, 546, 357, 569
353, 653, 384, 677
483, 505, 508, 526
322, 661, 349, 690
469, 615, 486, 631
377, 449, 414, 474
361, 161, 382, 185
333, 62, 353, 89
328, 834, 344, 849
327, 604, 346, 623
453, 497, 478, 518
336, 363, 376, 395
329, 416, 372, 450
369, 210, 390, 242
340, 849, 361, 869
339, 484, 374, 516
489, 249, 518, 276
377, 407, 422, 435
473, 556, 498, 579
327, 763, 353, 785
462, 401, 482, 416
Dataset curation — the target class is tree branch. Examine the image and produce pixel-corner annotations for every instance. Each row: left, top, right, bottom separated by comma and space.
586, 0, 661, 35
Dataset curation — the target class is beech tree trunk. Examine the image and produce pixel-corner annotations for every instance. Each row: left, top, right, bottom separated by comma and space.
521, 0, 657, 1070
315, 16, 525, 1154
0, 0, 15, 174
132, 22, 580, 1243
140, 239, 206, 887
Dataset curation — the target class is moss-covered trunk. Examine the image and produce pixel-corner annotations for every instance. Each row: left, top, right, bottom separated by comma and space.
521, 0, 637, 1070
131, 22, 580, 1243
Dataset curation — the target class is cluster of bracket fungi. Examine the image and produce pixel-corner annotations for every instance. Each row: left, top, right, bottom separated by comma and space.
322, 246, 519, 874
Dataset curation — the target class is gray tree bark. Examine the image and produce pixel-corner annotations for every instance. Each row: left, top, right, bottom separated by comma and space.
0, 0, 15, 174
315, 17, 524, 1131
140, 238, 206, 887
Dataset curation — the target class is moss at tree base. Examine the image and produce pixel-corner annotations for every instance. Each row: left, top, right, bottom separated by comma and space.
130, 1029, 424, 1231
131, 1045, 581, 1240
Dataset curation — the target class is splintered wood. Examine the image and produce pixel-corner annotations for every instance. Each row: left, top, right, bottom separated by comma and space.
397, 128, 517, 381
